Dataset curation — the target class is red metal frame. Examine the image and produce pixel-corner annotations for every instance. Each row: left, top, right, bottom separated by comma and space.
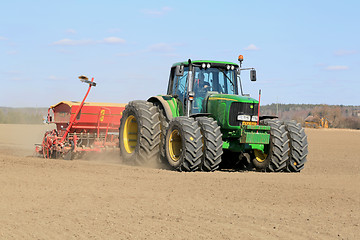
61, 77, 95, 142
257, 89, 261, 125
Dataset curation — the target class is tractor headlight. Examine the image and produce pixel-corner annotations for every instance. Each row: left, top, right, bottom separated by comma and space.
206, 63, 211, 68
226, 65, 231, 70
231, 65, 235, 70
251, 116, 258, 122
202, 63, 206, 69
237, 115, 251, 121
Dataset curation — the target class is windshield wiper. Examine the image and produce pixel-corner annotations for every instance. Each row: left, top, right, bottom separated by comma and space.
219, 69, 235, 87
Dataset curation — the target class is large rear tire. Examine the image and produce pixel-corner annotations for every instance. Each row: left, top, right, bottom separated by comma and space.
119, 101, 161, 165
63, 139, 75, 160
284, 120, 308, 172
153, 102, 170, 164
253, 119, 290, 172
196, 117, 223, 171
165, 117, 203, 171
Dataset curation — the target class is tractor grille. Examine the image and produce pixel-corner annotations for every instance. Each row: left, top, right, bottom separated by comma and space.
229, 102, 258, 126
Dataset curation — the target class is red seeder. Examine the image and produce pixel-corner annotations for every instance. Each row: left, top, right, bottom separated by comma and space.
35, 76, 126, 159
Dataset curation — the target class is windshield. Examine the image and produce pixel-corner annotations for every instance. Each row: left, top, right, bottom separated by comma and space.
193, 67, 237, 95
192, 66, 238, 113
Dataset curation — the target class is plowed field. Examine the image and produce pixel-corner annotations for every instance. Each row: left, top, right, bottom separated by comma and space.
0, 124, 359, 239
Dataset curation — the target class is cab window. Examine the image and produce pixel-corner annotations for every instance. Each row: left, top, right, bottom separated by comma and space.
171, 67, 189, 103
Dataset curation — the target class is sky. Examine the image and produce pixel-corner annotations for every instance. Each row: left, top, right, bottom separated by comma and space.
0, 0, 359, 107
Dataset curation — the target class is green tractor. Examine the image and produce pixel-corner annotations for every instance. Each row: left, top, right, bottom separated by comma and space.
119, 55, 308, 172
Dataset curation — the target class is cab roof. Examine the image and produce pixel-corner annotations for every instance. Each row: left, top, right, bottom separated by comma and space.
51, 101, 127, 109
172, 60, 239, 67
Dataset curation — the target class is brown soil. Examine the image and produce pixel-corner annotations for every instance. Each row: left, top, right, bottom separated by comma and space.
0, 124, 359, 239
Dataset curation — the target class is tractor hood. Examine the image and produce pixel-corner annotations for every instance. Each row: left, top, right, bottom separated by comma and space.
205, 93, 259, 130
207, 93, 258, 104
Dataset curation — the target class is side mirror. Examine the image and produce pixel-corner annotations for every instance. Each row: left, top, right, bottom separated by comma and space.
175, 65, 184, 76
250, 69, 256, 81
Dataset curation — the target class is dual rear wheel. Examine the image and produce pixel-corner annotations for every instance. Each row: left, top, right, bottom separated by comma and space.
252, 119, 308, 172
164, 116, 223, 172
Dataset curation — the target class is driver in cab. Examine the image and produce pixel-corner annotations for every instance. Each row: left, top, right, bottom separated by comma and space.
193, 72, 210, 113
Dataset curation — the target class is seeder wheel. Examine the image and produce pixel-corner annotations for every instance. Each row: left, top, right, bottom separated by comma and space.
41, 130, 58, 159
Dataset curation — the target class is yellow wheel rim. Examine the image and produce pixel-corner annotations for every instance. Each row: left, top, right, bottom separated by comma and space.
254, 149, 268, 163
123, 115, 138, 153
168, 129, 182, 162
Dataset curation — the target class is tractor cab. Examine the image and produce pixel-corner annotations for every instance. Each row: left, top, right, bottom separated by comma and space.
168, 61, 240, 115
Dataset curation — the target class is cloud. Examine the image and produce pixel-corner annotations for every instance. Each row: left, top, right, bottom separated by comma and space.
141, 6, 172, 16
52, 38, 94, 46
0, 36, 7, 40
2, 70, 20, 75
244, 44, 259, 51
66, 29, 77, 34
102, 37, 126, 44
11, 77, 24, 81
117, 53, 132, 57
334, 49, 358, 56
117, 51, 141, 57
324, 65, 349, 71
47, 75, 65, 81
52, 37, 126, 46
107, 28, 122, 33
6, 50, 18, 55
116, 42, 181, 57
2, 70, 25, 81
9, 75, 30, 81
57, 49, 73, 54
148, 43, 175, 53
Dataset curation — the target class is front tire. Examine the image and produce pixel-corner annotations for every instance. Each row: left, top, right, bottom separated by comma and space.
165, 117, 203, 171
119, 101, 161, 165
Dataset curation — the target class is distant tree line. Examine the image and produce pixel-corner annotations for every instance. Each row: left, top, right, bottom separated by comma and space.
261, 104, 360, 129
1, 104, 360, 129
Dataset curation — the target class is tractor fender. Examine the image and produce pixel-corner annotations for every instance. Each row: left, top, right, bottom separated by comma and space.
148, 96, 174, 120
